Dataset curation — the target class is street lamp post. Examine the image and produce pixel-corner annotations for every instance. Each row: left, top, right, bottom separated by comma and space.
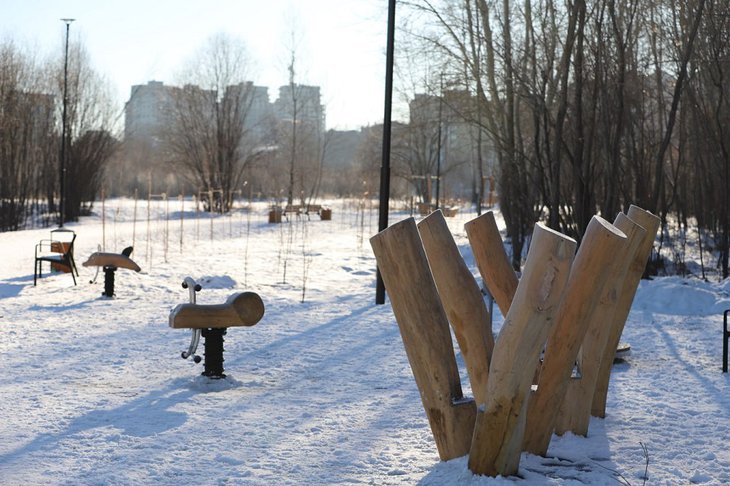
375, 0, 396, 305
59, 18, 74, 227
435, 74, 444, 210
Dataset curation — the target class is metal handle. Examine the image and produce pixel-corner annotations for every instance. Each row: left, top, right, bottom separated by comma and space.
181, 277, 203, 361
182, 277, 202, 304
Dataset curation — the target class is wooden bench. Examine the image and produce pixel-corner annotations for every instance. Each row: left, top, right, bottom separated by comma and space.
281, 204, 331, 221
304, 204, 332, 220
283, 205, 302, 220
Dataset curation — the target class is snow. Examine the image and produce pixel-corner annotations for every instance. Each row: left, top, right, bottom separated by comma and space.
1, 199, 729, 484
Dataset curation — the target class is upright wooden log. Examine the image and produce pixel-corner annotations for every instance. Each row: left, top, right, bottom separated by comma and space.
522, 216, 627, 456
554, 213, 646, 436
468, 223, 576, 477
464, 211, 519, 317
591, 205, 660, 418
418, 210, 494, 406
370, 218, 476, 461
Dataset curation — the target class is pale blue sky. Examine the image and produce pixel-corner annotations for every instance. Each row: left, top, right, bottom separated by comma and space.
1, 0, 391, 129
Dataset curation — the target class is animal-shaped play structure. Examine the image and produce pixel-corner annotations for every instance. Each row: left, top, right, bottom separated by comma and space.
169, 277, 265, 379
370, 205, 659, 477
82, 246, 141, 297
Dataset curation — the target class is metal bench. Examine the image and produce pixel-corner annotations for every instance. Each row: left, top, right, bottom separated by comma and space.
34, 228, 79, 286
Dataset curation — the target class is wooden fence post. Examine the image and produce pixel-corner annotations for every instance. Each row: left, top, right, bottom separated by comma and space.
591, 205, 660, 418
554, 213, 645, 436
522, 216, 627, 456
468, 223, 576, 477
418, 210, 494, 406
464, 211, 519, 317
101, 186, 106, 251
370, 218, 476, 461
132, 188, 138, 250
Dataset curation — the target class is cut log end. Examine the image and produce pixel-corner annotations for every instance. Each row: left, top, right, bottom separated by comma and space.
591, 215, 628, 239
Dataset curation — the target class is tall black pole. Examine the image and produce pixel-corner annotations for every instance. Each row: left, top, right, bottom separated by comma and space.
435, 74, 443, 210
376, 0, 396, 305
59, 18, 74, 227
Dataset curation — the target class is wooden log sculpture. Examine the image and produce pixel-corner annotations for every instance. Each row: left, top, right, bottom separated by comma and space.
554, 213, 646, 437
82, 246, 141, 297
591, 205, 660, 418
468, 223, 576, 477
418, 210, 494, 406
522, 216, 627, 456
464, 211, 519, 317
169, 288, 265, 378
370, 218, 476, 461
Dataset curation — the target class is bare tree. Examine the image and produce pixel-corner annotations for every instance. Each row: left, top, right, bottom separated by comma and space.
684, 0, 730, 277
0, 40, 52, 230
54, 41, 119, 222
165, 33, 266, 213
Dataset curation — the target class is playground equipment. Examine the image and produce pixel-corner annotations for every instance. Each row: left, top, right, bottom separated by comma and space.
370, 205, 659, 477
169, 277, 264, 378
82, 246, 141, 297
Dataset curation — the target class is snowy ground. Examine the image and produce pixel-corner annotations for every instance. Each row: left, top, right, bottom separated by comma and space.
1, 199, 729, 485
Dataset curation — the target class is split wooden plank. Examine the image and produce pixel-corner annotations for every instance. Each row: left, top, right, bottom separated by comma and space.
465, 211, 519, 317
418, 210, 494, 406
370, 218, 476, 461
554, 213, 646, 436
522, 216, 627, 456
468, 223, 576, 477
591, 205, 660, 418
83, 252, 141, 272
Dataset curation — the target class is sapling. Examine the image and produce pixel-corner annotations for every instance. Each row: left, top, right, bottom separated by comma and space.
300, 215, 312, 303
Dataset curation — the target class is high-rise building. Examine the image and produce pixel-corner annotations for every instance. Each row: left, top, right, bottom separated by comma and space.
124, 80, 323, 144
124, 80, 175, 145
273, 84, 325, 129
225, 82, 274, 141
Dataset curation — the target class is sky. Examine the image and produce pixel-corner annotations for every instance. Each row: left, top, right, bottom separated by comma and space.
0, 0, 391, 130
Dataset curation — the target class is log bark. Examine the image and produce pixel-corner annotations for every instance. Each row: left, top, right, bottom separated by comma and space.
468, 223, 576, 477
418, 210, 494, 406
523, 216, 627, 456
465, 211, 519, 317
555, 213, 645, 436
370, 218, 475, 460
591, 205, 660, 418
